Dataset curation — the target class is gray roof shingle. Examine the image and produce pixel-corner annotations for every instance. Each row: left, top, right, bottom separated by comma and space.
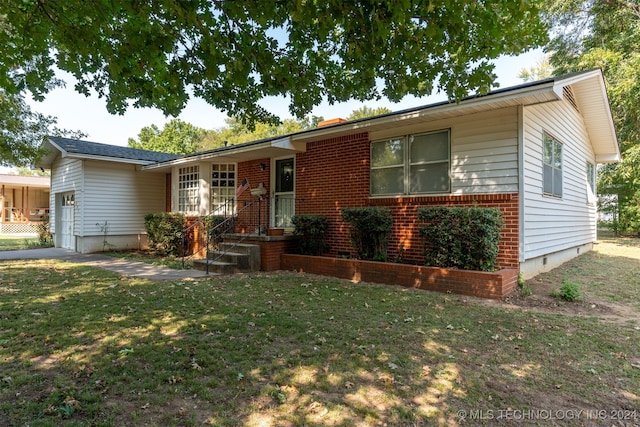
48, 137, 179, 163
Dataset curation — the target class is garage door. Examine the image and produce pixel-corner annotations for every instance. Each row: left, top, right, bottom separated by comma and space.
60, 193, 75, 250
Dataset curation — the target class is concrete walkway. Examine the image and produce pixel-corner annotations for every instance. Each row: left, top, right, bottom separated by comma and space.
0, 247, 210, 280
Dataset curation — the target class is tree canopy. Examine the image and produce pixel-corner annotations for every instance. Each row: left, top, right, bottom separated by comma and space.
544, 0, 640, 233
0, 90, 85, 167
128, 118, 207, 154
1, 1, 548, 126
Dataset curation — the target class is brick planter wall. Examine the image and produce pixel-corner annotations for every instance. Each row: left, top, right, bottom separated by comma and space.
281, 254, 518, 299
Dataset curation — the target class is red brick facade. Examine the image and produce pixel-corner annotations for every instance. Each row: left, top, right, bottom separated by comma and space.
293, 132, 520, 269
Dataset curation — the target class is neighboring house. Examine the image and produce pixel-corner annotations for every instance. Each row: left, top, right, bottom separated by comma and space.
36, 138, 178, 252
37, 69, 620, 279
0, 174, 50, 234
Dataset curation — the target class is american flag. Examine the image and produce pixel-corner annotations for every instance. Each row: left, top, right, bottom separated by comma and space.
236, 178, 249, 197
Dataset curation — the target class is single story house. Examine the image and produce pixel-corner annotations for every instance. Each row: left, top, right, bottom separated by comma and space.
0, 174, 50, 234
36, 69, 620, 281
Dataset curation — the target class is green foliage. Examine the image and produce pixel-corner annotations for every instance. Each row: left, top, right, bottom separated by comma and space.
36, 215, 53, 246
128, 118, 207, 154
551, 280, 581, 302
0, 1, 547, 126
545, 1, 640, 234
346, 106, 392, 120
0, 90, 86, 167
517, 273, 533, 297
418, 206, 503, 271
143, 212, 186, 256
341, 207, 392, 261
291, 214, 329, 255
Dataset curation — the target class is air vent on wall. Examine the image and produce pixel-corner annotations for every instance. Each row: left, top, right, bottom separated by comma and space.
563, 86, 580, 113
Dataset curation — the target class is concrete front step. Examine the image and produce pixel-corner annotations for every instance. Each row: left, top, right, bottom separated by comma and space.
192, 242, 261, 274
193, 259, 242, 274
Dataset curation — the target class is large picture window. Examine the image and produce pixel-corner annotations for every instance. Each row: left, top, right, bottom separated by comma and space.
178, 165, 200, 213
371, 130, 450, 196
542, 133, 562, 197
211, 163, 236, 215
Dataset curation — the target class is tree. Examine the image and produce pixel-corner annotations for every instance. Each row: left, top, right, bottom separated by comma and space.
0, 1, 548, 127
347, 106, 392, 120
128, 119, 207, 154
0, 89, 85, 167
201, 116, 311, 150
544, 0, 640, 233
517, 56, 554, 82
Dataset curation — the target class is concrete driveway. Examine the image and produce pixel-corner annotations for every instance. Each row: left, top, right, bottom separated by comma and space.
0, 247, 210, 280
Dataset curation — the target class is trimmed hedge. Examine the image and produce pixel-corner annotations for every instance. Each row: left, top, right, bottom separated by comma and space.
418, 206, 503, 271
292, 214, 329, 255
144, 212, 186, 255
341, 207, 392, 261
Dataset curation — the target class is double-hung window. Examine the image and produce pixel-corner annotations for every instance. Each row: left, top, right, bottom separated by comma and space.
178, 165, 200, 213
542, 133, 562, 197
211, 163, 236, 216
371, 129, 450, 196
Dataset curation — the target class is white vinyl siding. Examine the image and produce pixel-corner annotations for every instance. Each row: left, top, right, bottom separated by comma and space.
370, 107, 519, 195
50, 157, 83, 235
82, 161, 166, 237
523, 98, 597, 260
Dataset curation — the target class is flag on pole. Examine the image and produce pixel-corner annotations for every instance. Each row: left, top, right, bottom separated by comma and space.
236, 178, 249, 197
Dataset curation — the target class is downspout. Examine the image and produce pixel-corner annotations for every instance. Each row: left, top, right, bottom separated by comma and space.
517, 104, 526, 265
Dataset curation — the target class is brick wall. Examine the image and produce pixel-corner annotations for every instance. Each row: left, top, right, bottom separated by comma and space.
293, 132, 520, 269
282, 254, 519, 299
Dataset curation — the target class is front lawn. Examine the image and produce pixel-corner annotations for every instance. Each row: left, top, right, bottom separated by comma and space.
0, 235, 639, 426
0, 235, 42, 251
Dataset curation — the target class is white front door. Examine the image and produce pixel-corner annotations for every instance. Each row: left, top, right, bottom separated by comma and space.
60, 193, 75, 250
273, 157, 294, 228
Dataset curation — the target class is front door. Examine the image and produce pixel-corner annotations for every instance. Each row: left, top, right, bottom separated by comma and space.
273, 157, 294, 228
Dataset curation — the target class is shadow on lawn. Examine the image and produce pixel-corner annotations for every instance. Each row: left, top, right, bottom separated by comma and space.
1, 258, 639, 426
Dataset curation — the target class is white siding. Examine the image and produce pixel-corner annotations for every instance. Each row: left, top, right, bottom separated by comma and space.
82, 160, 166, 237
370, 107, 519, 195
522, 98, 597, 261
50, 157, 83, 234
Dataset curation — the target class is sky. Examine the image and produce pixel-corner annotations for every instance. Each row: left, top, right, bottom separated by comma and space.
20, 48, 545, 150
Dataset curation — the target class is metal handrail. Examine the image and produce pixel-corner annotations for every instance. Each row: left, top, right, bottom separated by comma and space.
180, 196, 267, 270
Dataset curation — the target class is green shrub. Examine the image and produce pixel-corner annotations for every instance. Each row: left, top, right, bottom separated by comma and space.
144, 212, 186, 256
418, 206, 503, 271
292, 215, 329, 255
551, 280, 581, 301
341, 207, 392, 261
36, 215, 53, 246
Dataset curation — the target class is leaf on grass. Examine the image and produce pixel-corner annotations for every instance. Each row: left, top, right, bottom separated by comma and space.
118, 348, 134, 355
344, 381, 354, 389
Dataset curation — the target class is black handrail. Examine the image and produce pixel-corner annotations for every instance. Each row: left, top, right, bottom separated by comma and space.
180, 196, 267, 270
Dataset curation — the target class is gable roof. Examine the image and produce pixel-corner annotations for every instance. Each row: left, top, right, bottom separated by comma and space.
143, 69, 620, 171
36, 137, 179, 169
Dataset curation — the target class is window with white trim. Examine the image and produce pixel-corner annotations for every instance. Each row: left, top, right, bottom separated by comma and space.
586, 162, 596, 194
542, 133, 562, 197
371, 129, 450, 196
211, 163, 236, 215
178, 165, 200, 213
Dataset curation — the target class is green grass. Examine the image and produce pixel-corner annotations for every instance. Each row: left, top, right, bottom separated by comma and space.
0, 235, 44, 250
106, 250, 191, 270
1, 244, 639, 426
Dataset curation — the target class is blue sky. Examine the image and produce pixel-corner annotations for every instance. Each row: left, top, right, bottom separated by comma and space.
24, 48, 545, 149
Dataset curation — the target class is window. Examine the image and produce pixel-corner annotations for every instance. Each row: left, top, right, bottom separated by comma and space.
178, 165, 200, 213
586, 162, 596, 194
542, 133, 562, 197
211, 163, 236, 215
371, 129, 450, 196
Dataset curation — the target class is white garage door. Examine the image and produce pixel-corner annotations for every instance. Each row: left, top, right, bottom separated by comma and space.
60, 193, 75, 250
